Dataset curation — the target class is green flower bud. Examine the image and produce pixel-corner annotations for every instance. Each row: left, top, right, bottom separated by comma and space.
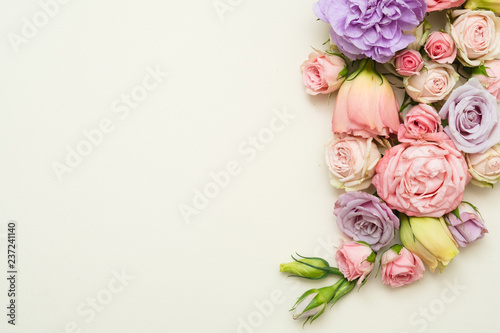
279, 254, 342, 280
464, 0, 500, 13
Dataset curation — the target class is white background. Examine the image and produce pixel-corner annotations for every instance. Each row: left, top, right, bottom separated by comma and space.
0, 1, 499, 332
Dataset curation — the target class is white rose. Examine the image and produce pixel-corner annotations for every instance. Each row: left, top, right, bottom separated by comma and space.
325, 135, 381, 191
466, 144, 500, 187
404, 62, 459, 104
448, 9, 500, 67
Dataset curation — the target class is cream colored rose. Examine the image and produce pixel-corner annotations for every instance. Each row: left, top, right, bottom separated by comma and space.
448, 9, 500, 67
404, 62, 459, 104
325, 134, 381, 191
466, 144, 500, 187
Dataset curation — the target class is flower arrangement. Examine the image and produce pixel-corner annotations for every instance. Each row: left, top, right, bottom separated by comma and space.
280, 0, 498, 324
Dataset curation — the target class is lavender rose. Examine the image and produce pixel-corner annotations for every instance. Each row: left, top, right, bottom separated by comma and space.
439, 78, 500, 154
334, 192, 399, 251
313, 0, 427, 63
444, 202, 488, 247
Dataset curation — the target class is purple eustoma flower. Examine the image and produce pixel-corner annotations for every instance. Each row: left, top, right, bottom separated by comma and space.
439, 78, 500, 154
314, 0, 427, 63
334, 191, 399, 251
444, 202, 488, 247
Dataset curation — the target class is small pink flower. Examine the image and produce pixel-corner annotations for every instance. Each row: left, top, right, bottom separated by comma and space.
425, 32, 457, 64
398, 104, 449, 142
395, 49, 424, 76
336, 241, 374, 286
381, 246, 425, 288
474, 59, 500, 102
426, 0, 466, 12
301, 50, 346, 95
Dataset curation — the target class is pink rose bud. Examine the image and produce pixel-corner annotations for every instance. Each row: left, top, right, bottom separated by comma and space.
473, 59, 500, 102
381, 245, 425, 288
301, 50, 347, 95
395, 49, 424, 76
425, 32, 457, 64
335, 241, 375, 286
398, 104, 449, 142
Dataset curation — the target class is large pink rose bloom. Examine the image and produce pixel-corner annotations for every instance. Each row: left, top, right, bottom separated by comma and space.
381, 246, 425, 288
473, 59, 500, 102
427, 0, 466, 12
372, 140, 471, 217
333, 59, 400, 138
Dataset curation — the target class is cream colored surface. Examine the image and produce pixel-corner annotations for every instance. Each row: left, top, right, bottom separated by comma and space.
0, 1, 498, 332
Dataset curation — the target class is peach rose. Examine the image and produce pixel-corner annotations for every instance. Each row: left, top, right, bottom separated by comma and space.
395, 49, 424, 76
448, 9, 500, 67
473, 59, 500, 102
466, 144, 500, 187
372, 140, 471, 217
336, 241, 375, 286
427, 0, 466, 12
424, 32, 457, 64
404, 62, 458, 103
333, 59, 400, 138
301, 50, 346, 95
325, 135, 381, 191
381, 246, 425, 288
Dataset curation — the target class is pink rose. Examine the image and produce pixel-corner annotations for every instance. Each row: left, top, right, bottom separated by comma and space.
336, 241, 374, 286
301, 50, 346, 95
333, 59, 400, 138
325, 135, 381, 191
427, 0, 466, 12
473, 60, 500, 102
372, 140, 471, 217
424, 32, 457, 64
381, 246, 425, 288
394, 49, 424, 76
449, 9, 500, 67
398, 104, 449, 142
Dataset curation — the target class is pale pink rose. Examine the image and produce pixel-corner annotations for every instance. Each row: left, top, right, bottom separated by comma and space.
333, 59, 400, 138
398, 104, 449, 142
448, 9, 500, 67
372, 140, 471, 217
404, 62, 458, 104
301, 50, 346, 95
424, 32, 457, 64
381, 246, 425, 288
395, 49, 424, 76
473, 59, 500, 102
466, 144, 500, 187
325, 135, 381, 191
336, 241, 374, 286
427, 0, 466, 12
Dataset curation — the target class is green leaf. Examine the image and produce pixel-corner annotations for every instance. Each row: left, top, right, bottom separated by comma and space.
365, 251, 377, 264
451, 207, 462, 223
338, 65, 348, 79
472, 65, 489, 77
441, 118, 449, 128
391, 244, 404, 255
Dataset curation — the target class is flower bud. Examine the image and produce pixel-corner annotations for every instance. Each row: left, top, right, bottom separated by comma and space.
280, 254, 341, 280
464, 0, 500, 13
332, 59, 400, 138
400, 215, 459, 273
444, 202, 488, 247
291, 278, 356, 324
